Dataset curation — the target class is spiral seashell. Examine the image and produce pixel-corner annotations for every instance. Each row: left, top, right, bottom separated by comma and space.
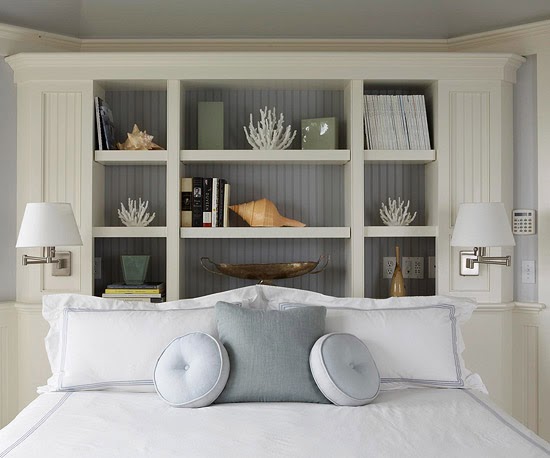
229, 198, 305, 227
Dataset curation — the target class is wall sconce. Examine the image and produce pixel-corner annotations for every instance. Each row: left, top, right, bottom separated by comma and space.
16, 202, 83, 276
450, 202, 515, 276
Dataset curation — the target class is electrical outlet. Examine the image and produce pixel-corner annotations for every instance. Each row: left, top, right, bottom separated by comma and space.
94, 257, 102, 280
428, 256, 436, 279
521, 260, 536, 284
382, 257, 396, 279
402, 257, 424, 279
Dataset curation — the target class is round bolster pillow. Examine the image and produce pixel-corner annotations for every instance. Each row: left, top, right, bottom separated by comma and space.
154, 332, 230, 408
310, 333, 380, 406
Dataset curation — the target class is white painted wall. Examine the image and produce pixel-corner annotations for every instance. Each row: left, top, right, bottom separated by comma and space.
0, 58, 16, 301
513, 55, 538, 302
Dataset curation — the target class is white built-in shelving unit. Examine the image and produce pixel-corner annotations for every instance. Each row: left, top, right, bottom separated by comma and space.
8, 52, 522, 304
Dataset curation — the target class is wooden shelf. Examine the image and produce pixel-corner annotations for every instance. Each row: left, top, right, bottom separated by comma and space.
180, 149, 350, 165
364, 150, 436, 164
180, 227, 350, 239
364, 226, 437, 238
93, 226, 168, 238
95, 150, 168, 165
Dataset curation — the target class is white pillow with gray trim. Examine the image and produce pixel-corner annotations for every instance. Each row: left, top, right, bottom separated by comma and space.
40, 287, 258, 393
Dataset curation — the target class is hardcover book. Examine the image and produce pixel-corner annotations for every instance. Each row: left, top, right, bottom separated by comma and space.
181, 178, 193, 227
192, 177, 203, 227
95, 97, 116, 150
203, 177, 213, 227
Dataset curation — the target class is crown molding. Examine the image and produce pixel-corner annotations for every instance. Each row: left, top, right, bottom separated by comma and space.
0, 23, 80, 56
1, 18, 550, 56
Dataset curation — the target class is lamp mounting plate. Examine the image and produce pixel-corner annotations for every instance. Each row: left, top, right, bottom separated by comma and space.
459, 251, 479, 276
52, 251, 71, 276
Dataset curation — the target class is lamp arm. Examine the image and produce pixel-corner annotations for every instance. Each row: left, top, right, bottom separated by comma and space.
465, 247, 511, 268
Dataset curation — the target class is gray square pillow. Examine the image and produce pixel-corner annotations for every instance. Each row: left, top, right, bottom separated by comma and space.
215, 301, 329, 404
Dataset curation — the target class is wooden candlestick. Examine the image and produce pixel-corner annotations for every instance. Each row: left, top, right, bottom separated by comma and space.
390, 245, 406, 297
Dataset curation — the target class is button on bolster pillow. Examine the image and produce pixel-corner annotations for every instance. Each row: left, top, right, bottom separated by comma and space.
310, 333, 380, 406
154, 332, 230, 407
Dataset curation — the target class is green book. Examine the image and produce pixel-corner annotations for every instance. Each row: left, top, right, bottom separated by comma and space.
198, 102, 224, 149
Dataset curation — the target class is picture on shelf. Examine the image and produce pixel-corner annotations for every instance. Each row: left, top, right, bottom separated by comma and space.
94, 96, 116, 150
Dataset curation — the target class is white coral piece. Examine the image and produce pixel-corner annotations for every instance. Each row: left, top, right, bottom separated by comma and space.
380, 197, 417, 226
118, 198, 156, 227
243, 106, 297, 150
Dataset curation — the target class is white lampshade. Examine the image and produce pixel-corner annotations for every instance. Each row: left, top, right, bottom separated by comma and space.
451, 202, 515, 247
16, 203, 83, 248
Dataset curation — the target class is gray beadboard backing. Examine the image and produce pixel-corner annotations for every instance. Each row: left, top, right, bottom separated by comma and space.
184, 164, 344, 227
104, 165, 166, 226
183, 88, 345, 150
105, 90, 167, 149
364, 237, 435, 299
364, 164, 425, 226
94, 238, 167, 296
181, 239, 346, 298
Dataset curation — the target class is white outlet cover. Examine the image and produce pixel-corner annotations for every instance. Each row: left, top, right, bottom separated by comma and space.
383, 257, 396, 279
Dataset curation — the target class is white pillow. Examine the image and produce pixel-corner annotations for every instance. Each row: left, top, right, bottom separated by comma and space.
154, 332, 230, 408
41, 287, 258, 393
282, 302, 486, 393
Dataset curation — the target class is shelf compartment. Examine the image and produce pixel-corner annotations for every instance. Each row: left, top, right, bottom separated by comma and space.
364, 226, 437, 238
93, 227, 168, 238
95, 150, 168, 165
180, 227, 350, 239
364, 150, 435, 164
180, 149, 350, 165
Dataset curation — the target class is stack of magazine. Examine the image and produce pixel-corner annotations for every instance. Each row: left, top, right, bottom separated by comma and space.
102, 282, 165, 303
363, 94, 431, 150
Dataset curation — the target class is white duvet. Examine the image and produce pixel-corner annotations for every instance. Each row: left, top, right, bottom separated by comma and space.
1, 389, 549, 457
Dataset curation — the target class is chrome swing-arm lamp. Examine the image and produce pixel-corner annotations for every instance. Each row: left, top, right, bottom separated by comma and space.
16, 203, 83, 276
450, 202, 515, 276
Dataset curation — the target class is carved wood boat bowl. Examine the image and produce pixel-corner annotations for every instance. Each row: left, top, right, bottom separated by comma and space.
200, 255, 329, 283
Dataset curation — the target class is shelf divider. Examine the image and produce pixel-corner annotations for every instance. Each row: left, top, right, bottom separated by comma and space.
180, 149, 350, 164
364, 149, 435, 164
364, 226, 437, 238
180, 227, 350, 239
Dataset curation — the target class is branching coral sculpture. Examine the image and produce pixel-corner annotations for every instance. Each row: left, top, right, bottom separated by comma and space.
380, 198, 417, 226
118, 198, 156, 227
243, 106, 296, 150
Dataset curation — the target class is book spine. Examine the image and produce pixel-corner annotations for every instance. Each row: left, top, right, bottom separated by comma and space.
94, 97, 103, 150
181, 177, 193, 227
202, 177, 212, 227
211, 177, 219, 228
218, 179, 226, 227
192, 177, 203, 227
104, 289, 163, 294
223, 183, 231, 227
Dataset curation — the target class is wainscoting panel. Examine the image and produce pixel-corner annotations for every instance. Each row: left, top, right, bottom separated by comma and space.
0, 304, 17, 428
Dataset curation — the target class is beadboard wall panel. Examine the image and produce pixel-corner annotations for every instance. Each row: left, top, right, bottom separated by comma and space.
364, 164, 425, 226
105, 90, 167, 149
184, 164, 344, 227
104, 165, 167, 226
0, 304, 17, 427
94, 238, 167, 296
183, 88, 345, 150
42, 91, 83, 292
182, 238, 345, 298
364, 237, 435, 298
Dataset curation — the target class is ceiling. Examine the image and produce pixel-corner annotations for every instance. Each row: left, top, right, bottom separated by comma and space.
1, 0, 550, 40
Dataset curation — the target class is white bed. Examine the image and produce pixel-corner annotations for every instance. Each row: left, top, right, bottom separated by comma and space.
1, 388, 549, 457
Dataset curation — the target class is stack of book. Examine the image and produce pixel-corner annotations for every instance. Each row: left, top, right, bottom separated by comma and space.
102, 282, 166, 303
363, 94, 431, 150
94, 97, 116, 150
181, 177, 231, 228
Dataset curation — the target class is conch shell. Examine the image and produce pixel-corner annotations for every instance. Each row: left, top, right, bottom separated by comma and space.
230, 198, 306, 227
117, 124, 163, 150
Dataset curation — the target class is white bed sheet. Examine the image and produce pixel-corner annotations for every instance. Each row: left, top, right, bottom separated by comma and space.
1, 389, 549, 457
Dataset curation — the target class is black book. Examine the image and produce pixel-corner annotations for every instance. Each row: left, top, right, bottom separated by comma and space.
94, 97, 104, 150
203, 178, 213, 227
96, 97, 116, 150
218, 179, 227, 228
192, 177, 203, 227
